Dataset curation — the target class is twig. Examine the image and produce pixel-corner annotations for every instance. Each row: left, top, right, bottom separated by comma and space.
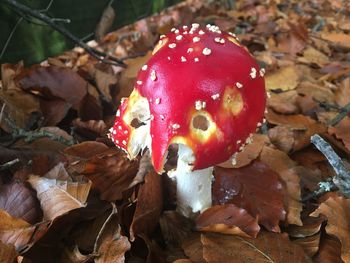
328, 102, 350, 126
2, 0, 126, 68
0, 158, 20, 171
303, 134, 350, 201
11, 128, 75, 146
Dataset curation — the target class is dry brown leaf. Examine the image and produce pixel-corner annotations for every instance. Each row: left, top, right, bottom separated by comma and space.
117, 52, 152, 102
0, 241, 17, 263
95, 5, 116, 41
64, 141, 109, 159
213, 162, 286, 232
0, 181, 42, 224
268, 90, 299, 114
28, 175, 86, 221
297, 81, 335, 104
218, 134, 269, 168
265, 66, 300, 91
299, 46, 330, 67
196, 204, 260, 238
268, 125, 295, 153
335, 78, 350, 107
16, 65, 87, 109
266, 110, 315, 130
130, 171, 163, 241
0, 210, 41, 251
66, 146, 139, 201
181, 233, 205, 263
0, 89, 41, 132
201, 231, 312, 263
159, 211, 193, 247
78, 83, 102, 121
61, 245, 94, 263
313, 234, 344, 263
328, 117, 350, 151
1, 63, 24, 91
72, 118, 107, 138
95, 216, 131, 263
321, 33, 350, 49
260, 146, 302, 225
293, 234, 321, 258
311, 194, 350, 262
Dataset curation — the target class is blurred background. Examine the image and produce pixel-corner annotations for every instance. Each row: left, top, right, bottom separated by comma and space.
0, 0, 182, 65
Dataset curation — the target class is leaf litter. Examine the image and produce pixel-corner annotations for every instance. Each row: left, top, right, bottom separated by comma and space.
0, 0, 350, 262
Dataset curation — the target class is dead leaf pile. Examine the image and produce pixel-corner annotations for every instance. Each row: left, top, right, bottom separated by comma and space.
0, 0, 350, 262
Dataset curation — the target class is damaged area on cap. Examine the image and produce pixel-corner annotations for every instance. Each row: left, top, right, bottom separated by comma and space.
110, 89, 152, 159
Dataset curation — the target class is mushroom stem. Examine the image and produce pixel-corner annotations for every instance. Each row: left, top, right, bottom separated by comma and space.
168, 144, 213, 217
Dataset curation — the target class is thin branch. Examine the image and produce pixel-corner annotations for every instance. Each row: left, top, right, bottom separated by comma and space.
0, 17, 23, 60
328, 102, 350, 126
2, 0, 126, 68
304, 134, 350, 200
0, 158, 20, 171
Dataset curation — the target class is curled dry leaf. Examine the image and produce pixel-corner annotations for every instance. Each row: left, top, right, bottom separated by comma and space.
334, 78, 350, 107
72, 118, 108, 137
268, 90, 299, 114
78, 83, 102, 121
196, 204, 260, 238
0, 181, 42, 224
95, 215, 131, 263
66, 143, 139, 201
1, 63, 24, 91
265, 110, 316, 130
130, 171, 163, 241
0, 241, 17, 263
260, 146, 302, 225
0, 210, 47, 251
218, 134, 269, 168
328, 117, 350, 151
293, 234, 321, 258
321, 33, 350, 50
28, 175, 87, 221
0, 89, 41, 132
181, 233, 205, 263
268, 125, 295, 153
213, 162, 286, 232
310, 194, 350, 262
313, 234, 344, 263
61, 245, 94, 263
201, 231, 312, 263
159, 211, 193, 247
265, 66, 300, 91
16, 65, 87, 109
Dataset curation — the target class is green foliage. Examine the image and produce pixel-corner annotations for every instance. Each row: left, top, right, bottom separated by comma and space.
0, 0, 181, 65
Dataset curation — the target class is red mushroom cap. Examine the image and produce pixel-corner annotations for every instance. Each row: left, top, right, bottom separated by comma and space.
111, 24, 266, 173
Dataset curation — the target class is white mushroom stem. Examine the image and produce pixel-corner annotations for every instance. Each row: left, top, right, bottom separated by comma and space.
168, 144, 213, 217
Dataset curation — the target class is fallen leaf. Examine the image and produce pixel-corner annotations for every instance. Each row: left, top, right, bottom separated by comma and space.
196, 204, 260, 237
299, 46, 329, 67
130, 171, 163, 241
0, 89, 41, 132
313, 234, 344, 263
72, 118, 107, 138
16, 65, 87, 109
334, 78, 350, 107
293, 234, 321, 258
201, 231, 312, 263
321, 33, 350, 49
260, 146, 302, 225
268, 125, 294, 153
311, 194, 350, 262
0, 181, 42, 224
265, 110, 315, 130
181, 233, 205, 263
95, 216, 131, 263
268, 90, 299, 114
0, 241, 17, 263
66, 145, 139, 201
0, 210, 47, 251
265, 66, 300, 91
328, 117, 350, 151
159, 211, 193, 247
28, 175, 86, 221
218, 134, 269, 168
95, 5, 116, 41
1, 63, 23, 91
213, 162, 286, 232
78, 83, 102, 121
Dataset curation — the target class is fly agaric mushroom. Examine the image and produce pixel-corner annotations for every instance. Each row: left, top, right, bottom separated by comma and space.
109, 24, 266, 217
